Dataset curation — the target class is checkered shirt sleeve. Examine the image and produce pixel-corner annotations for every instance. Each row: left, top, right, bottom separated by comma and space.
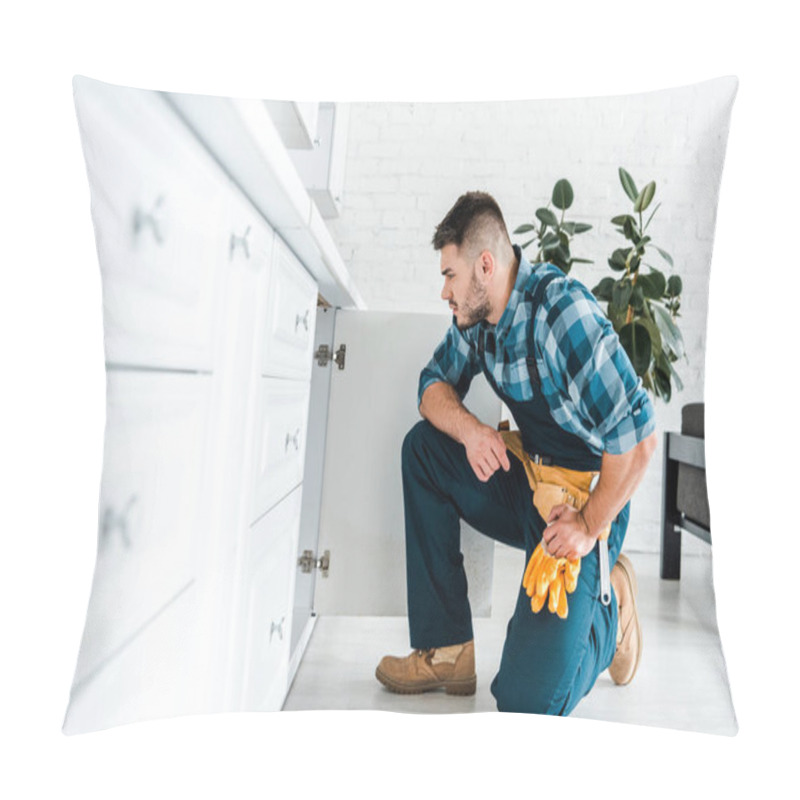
539, 280, 656, 455
417, 321, 482, 408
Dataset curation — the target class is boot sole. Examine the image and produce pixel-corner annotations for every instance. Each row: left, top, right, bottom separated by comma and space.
611, 553, 642, 685
375, 667, 477, 696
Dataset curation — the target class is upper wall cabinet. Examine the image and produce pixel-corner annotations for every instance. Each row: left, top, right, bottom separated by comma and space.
289, 103, 350, 219
264, 100, 320, 150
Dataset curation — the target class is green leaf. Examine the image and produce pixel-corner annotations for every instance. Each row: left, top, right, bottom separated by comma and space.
535, 208, 559, 228
569, 257, 594, 264
637, 270, 667, 299
541, 232, 561, 251
653, 364, 672, 402
667, 275, 683, 296
552, 179, 574, 211
668, 357, 684, 392
634, 181, 656, 213
643, 201, 662, 231
609, 248, 628, 272
619, 168, 639, 203
592, 277, 615, 301
655, 246, 673, 267
513, 223, 536, 234
520, 237, 537, 250
572, 223, 592, 234
619, 320, 652, 376
630, 285, 645, 311
652, 303, 684, 358
611, 214, 635, 227
623, 217, 638, 241
557, 230, 569, 247
639, 316, 663, 360
612, 279, 632, 311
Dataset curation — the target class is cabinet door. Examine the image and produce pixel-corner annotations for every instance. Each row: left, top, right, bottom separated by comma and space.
73, 76, 230, 371
309, 310, 501, 616
63, 583, 199, 734
71, 370, 211, 688
260, 236, 319, 380
249, 378, 311, 525
239, 487, 303, 711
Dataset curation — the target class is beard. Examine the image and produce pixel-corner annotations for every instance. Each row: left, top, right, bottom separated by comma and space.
453, 273, 491, 330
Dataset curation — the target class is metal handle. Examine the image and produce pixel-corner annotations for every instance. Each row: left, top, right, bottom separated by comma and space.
100, 494, 139, 550
229, 224, 251, 261
133, 195, 165, 245
598, 539, 611, 606
270, 616, 285, 642
295, 309, 309, 332
285, 428, 301, 452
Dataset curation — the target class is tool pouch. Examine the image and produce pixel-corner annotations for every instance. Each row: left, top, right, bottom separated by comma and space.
500, 430, 610, 618
500, 429, 609, 540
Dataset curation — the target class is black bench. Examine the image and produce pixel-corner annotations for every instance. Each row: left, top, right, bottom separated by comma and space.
660, 403, 711, 579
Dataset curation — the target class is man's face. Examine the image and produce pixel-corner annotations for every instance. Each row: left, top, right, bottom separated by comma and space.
439, 243, 491, 330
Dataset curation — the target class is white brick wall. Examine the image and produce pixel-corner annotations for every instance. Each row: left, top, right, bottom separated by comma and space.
325, 78, 736, 555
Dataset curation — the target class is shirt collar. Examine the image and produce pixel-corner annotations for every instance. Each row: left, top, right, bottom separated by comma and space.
491, 244, 533, 343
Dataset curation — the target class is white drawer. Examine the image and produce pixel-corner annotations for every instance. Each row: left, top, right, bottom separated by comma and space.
64, 582, 199, 734
72, 370, 211, 687
250, 377, 311, 524
225, 186, 275, 272
240, 487, 302, 711
260, 237, 318, 380
74, 77, 234, 371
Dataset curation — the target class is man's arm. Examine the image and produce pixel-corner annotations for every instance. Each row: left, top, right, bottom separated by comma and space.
542, 431, 657, 560
536, 279, 659, 560
420, 381, 511, 483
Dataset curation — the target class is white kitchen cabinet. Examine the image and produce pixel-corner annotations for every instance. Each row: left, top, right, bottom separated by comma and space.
70, 370, 211, 691
64, 583, 201, 734
238, 486, 303, 711
64, 75, 497, 735
264, 100, 320, 150
249, 377, 312, 525
73, 76, 231, 372
260, 236, 320, 381
289, 102, 351, 219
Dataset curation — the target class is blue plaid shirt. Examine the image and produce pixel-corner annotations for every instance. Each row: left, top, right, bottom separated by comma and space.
418, 247, 656, 456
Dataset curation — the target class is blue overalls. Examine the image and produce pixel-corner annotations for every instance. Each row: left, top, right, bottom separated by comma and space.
401, 272, 630, 715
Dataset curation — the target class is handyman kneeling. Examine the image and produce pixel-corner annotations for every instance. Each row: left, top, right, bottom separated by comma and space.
375, 191, 657, 715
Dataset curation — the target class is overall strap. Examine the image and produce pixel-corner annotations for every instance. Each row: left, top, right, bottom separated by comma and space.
526, 269, 562, 387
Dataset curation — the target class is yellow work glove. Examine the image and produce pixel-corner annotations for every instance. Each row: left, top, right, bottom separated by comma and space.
522, 542, 581, 619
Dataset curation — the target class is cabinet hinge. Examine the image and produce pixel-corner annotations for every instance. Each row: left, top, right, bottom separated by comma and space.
314, 343, 346, 370
298, 549, 331, 577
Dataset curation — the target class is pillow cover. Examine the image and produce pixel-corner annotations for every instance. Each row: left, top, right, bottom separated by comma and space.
64, 74, 738, 735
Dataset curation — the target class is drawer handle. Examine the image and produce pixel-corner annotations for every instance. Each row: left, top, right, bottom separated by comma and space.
295, 309, 309, 332
133, 195, 165, 245
229, 225, 251, 261
99, 494, 139, 550
285, 429, 301, 452
270, 616, 285, 642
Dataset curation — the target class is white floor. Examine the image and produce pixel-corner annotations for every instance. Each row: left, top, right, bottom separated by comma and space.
283, 546, 738, 736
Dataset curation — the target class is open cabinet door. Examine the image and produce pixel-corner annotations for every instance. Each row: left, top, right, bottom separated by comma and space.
310, 308, 502, 617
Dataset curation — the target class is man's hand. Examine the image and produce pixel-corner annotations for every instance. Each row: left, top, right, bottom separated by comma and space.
462, 423, 511, 482
542, 504, 596, 560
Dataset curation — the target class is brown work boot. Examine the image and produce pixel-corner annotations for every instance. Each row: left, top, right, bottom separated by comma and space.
609, 553, 642, 685
375, 640, 476, 695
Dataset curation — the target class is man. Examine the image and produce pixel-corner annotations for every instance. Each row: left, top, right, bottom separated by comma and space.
375, 191, 657, 715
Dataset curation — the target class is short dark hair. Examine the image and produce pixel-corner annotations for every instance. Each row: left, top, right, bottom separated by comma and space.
431, 191, 511, 255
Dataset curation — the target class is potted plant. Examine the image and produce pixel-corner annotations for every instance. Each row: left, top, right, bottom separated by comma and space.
514, 172, 685, 402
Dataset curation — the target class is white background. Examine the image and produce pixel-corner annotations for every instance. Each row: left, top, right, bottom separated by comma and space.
1, 1, 795, 796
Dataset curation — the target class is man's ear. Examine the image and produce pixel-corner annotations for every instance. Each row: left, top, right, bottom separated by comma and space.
477, 249, 495, 281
